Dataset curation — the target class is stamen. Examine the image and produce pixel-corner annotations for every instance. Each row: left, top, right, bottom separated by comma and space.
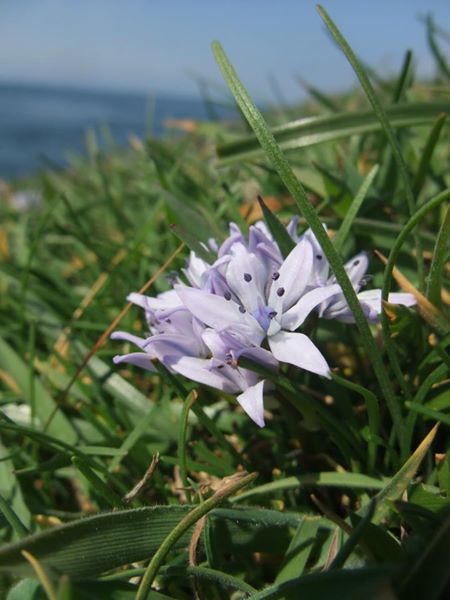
272, 271, 280, 280
165, 318, 171, 323
353, 259, 360, 266
316, 254, 323, 260
239, 305, 246, 313
276, 287, 285, 297
243, 272, 252, 282
225, 352, 233, 364
268, 311, 277, 319
224, 290, 232, 300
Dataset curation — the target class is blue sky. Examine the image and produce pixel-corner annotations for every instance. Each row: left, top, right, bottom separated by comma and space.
0, 0, 449, 102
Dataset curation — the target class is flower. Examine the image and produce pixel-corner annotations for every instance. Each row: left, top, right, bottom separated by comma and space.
112, 216, 416, 428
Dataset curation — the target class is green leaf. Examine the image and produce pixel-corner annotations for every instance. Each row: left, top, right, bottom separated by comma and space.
0, 337, 78, 444
0, 506, 193, 579
0, 504, 297, 580
6, 579, 42, 600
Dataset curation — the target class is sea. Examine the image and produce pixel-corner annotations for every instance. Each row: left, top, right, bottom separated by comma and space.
0, 82, 231, 180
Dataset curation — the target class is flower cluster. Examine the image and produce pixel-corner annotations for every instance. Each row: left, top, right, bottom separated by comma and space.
112, 219, 415, 427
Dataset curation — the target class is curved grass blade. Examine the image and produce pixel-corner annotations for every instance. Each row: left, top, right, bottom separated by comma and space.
0, 337, 77, 444
412, 112, 447, 198
257, 195, 295, 258
135, 472, 257, 599
333, 164, 379, 252
426, 203, 450, 307
370, 424, 439, 524
400, 514, 450, 600
216, 102, 450, 164
212, 40, 402, 452
426, 14, 450, 82
231, 472, 387, 504
249, 567, 395, 600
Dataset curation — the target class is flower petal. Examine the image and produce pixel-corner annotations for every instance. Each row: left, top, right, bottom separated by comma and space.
268, 238, 313, 311
281, 283, 342, 331
175, 285, 264, 345
387, 292, 417, 307
113, 352, 156, 372
110, 331, 148, 349
226, 243, 268, 313
172, 356, 238, 393
268, 331, 331, 378
344, 252, 369, 287
237, 380, 266, 427
127, 290, 182, 311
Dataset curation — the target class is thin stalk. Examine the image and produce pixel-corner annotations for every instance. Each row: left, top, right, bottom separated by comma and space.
317, 5, 425, 288
212, 41, 403, 453
135, 472, 257, 600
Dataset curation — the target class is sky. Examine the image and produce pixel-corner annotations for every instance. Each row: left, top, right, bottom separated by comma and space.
0, 0, 449, 102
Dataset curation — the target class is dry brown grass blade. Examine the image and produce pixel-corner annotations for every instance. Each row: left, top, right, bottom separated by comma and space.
63, 242, 185, 394
374, 249, 450, 334
53, 248, 128, 362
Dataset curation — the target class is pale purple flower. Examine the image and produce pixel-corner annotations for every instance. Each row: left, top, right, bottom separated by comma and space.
111, 289, 208, 372
317, 252, 416, 323
173, 329, 278, 427
176, 238, 339, 380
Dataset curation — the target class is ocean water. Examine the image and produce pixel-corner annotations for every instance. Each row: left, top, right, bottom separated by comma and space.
0, 82, 228, 179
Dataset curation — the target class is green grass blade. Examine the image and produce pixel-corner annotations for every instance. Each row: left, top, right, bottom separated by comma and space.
135, 472, 257, 599
216, 103, 449, 164
0, 493, 29, 539
406, 401, 450, 426
231, 472, 387, 503
258, 195, 295, 258
426, 203, 450, 307
400, 514, 450, 599
426, 14, 450, 82
333, 164, 379, 252
71, 456, 123, 509
317, 5, 424, 287
412, 113, 447, 198
0, 337, 78, 444
371, 424, 439, 524
212, 40, 402, 451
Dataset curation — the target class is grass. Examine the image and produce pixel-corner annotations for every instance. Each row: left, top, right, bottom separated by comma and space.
0, 9, 449, 600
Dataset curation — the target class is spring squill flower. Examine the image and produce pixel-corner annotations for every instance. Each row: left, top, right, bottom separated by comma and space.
176, 237, 340, 380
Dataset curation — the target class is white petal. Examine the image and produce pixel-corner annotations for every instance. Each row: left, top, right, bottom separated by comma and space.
113, 353, 156, 372
127, 290, 182, 311
344, 252, 369, 287
268, 239, 313, 311
237, 380, 266, 427
226, 243, 267, 313
282, 283, 342, 331
268, 331, 331, 378
175, 286, 264, 345
172, 356, 238, 393
110, 331, 147, 349
387, 292, 416, 308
